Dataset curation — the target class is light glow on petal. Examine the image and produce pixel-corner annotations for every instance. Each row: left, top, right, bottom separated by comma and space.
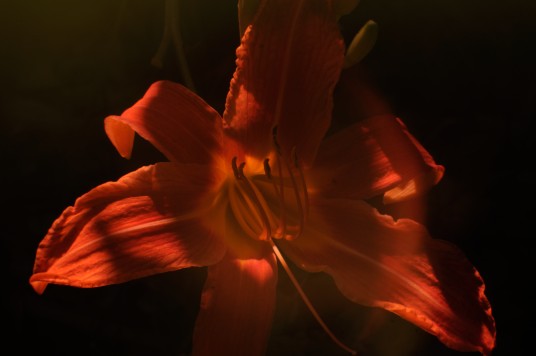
112, 80, 224, 165
279, 198, 496, 355
311, 115, 445, 200
30, 162, 227, 294
223, 0, 345, 166
192, 247, 277, 356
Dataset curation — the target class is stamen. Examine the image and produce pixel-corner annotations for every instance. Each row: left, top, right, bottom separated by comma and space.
268, 130, 288, 239
281, 151, 305, 240
263, 158, 272, 179
275, 155, 288, 239
229, 184, 262, 238
231, 157, 272, 241
292, 148, 309, 218
238, 161, 247, 177
265, 158, 288, 239
231, 156, 241, 179
272, 126, 282, 154
270, 240, 357, 355
269, 131, 308, 240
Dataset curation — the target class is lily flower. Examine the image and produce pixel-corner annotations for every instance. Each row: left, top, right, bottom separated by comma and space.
30, 0, 496, 355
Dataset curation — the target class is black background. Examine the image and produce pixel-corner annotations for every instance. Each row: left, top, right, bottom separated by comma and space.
3, 1, 534, 355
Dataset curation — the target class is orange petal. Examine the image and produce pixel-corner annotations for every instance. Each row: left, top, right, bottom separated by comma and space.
106, 80, 223, 164
279, 198, 496, 355
104, 115, 135, 159
223, 0, 345, 166
310, 115, 444, 201
382, 118, 445, 203
30, 162, 226, 294
192, 247, 277, 356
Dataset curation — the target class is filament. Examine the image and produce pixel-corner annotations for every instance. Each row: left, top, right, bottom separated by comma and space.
270, 128, 309, 240
232, 157, 272, 241
270, 240, 357, 355
228, 184, 261, 238
292, 148, 309, 218
231, 156, 355, 354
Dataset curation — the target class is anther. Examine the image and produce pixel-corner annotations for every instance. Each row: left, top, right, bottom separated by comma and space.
231, 156, 241, 179
272, 126, 282, 154
263, 158, 272, 179
238, 161, 246, 176
291, 146, 299, 168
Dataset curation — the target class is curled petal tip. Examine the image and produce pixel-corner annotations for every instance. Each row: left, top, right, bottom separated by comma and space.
31, 284, 46, 295
104, 115, 135, 159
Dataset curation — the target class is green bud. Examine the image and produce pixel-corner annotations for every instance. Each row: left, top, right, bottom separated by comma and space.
343, 19, 378, 68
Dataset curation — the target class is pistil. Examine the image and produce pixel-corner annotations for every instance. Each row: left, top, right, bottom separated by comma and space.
270, 239, 357, 355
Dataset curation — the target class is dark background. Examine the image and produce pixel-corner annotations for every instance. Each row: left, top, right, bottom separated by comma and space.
2, 0, 534, 355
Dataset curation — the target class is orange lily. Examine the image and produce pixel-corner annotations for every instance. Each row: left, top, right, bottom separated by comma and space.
30, 0, 495, 355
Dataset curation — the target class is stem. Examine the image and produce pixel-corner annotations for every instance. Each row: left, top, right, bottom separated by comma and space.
152, 0, 196, 92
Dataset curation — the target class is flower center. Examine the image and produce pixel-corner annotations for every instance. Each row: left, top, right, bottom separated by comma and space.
224, 137, 357, 355
226, 153, 357, 355
228, 149, 309, 242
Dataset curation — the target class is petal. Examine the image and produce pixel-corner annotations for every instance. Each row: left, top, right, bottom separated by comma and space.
30, 162, 227, 294
106, 80, 223, 164
192, 246, 277, 356
104, 116, 135, 159
223, 0, 345, 166
279, 199, 496, 355
382, 118, 445, 203
310, 115, 444, 201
